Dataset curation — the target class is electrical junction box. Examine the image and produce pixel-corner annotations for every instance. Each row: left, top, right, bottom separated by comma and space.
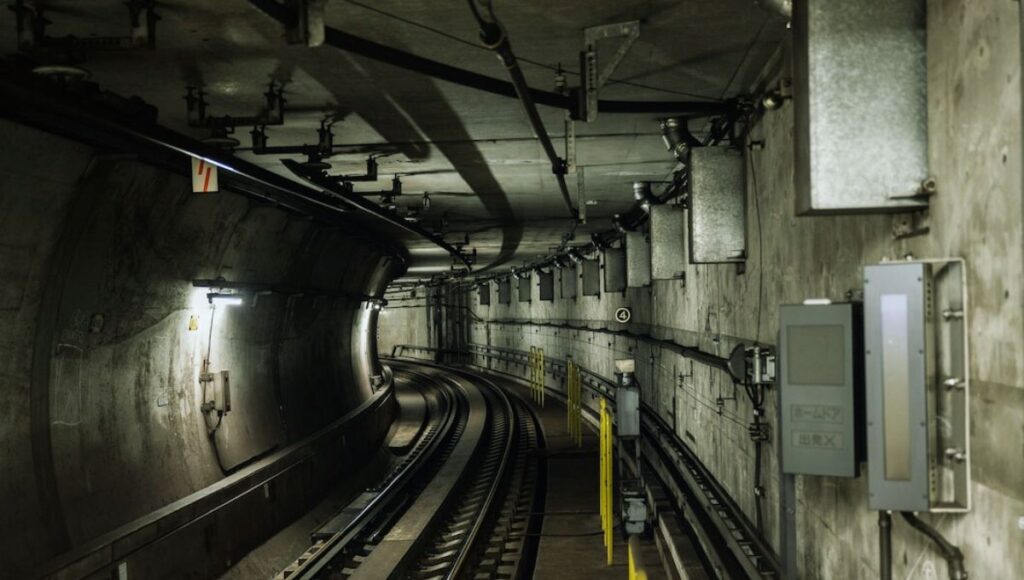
538, 271, 554, 301
794, 0, 929, 214
614, 358, 640, 438
650, 204, 687, 281
581, 259, 601, 296
560, 266, 577, 299
864, 260, 970, 512
497, 279, 511, 304
518, 274, 532, 302
478, 283, 490, 306
779, 302, 862, 477
688, 147, 746, 263
603, 247, 626, 293
625, 231, 651, 287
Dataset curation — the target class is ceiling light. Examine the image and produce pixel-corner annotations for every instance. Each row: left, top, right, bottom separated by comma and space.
207, 293, 243, 306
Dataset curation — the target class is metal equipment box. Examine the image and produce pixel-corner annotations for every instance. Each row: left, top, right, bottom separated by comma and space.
794, 0, 929, 214
498, 278, 511, 304
689, 147, 746, 263
518, 274, 532, 302
539, 271, 554, 301
615, 359, 640, 438
864, 260, 971, 512
650, 204, 687, 280
779, 303, 861, 477
478, 282, 490, 306
560, 266, 577, 299
603, 247, 626, 293
625, 231, 651, 287
582, 259, 601, 296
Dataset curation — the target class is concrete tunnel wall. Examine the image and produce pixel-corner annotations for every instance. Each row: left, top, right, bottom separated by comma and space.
0, 119, 404, 575
379, 1, 1024, 578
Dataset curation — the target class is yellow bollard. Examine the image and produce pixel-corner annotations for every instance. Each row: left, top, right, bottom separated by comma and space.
538, 348, 545, 407
599, 397, 614, 566
628, 535, 648, 580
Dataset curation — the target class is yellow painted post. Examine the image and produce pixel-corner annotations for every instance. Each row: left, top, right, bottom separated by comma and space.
606, 401, 613, 566
538, 348, 545, 407
532, 350, 540, 403
628, 535, 648, 580
599, 397, 614, 566
566, 359, 572, 436
576, 366, 582, 446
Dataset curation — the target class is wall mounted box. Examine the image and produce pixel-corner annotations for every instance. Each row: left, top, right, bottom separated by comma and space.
539, 271, 555, 301
560, 266, 577, 299
794, 0, 930, 214
518, 274, 532, 302
603, 247, 627, 293
650, 204, 687, 280
625, 231, 651, 287
864, 260, 970, 512
478, 283, 491, 306
582, 259, 601, 296
689, 147, 746, 263
779, 303, 862, 477
498, 279, 511, 304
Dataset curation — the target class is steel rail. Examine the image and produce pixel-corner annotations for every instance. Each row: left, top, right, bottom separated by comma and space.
278, 365, 465, 579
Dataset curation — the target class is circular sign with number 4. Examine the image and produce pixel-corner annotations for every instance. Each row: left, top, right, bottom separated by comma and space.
614, 307, 631, 323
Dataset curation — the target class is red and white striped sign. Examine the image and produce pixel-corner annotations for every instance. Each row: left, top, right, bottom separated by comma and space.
191, 157, 219, 193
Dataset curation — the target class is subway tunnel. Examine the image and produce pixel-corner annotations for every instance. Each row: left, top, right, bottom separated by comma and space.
0, 1, 1022, 579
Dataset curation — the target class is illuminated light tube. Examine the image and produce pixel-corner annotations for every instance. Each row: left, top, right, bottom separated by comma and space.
208, 293, 244, 306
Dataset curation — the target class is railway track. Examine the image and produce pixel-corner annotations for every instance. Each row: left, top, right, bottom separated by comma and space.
274, 361, 545, 580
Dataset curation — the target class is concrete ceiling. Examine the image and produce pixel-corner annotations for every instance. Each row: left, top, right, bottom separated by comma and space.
1, 0, 786, 278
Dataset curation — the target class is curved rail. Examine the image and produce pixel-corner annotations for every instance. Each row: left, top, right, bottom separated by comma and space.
275, 361, 546, 580
275, 365, 466, 579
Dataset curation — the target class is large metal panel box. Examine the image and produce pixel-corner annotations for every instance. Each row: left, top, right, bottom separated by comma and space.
560, 266, 577, 299
864, 262, 933, 511
538, 271, 554, 301
625, 232, 651, 287
497, 279, 511, 304
689, 147, 746, 263
478, 282, 490, 306
616, 385, 640, 438
650, 204, 687, 280
779, 303, 861, 477
603, 247, 626, 293
517, 274, 532, 302
794, 0, 929, 214
581, 259, 601, 296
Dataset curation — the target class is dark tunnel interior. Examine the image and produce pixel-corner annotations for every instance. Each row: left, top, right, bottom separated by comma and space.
1, 1, 1023, 579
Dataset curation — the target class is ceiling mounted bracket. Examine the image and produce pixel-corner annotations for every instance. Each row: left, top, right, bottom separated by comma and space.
185, 81, 286, 131
11, 0, 159, 70
579, 20, 640, 122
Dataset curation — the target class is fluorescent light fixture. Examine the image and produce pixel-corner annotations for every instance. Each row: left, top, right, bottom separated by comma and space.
802, 298, 833, 306
207, 293, 243, 306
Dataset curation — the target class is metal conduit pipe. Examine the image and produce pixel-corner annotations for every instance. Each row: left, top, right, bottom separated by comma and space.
0, 65, 471, 269
483, 318, 731, 373
879, 511, 892, 580
899, 512, 968, 580
468, 1, 576, 220
247, 0, 730, 118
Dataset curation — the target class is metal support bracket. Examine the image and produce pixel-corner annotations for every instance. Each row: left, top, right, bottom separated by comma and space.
579, 20, 640, 122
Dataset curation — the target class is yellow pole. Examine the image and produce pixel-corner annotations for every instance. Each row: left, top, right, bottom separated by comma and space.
539, 348, 545, 407
628, 535, 648, 580
599, 397, 613, 566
